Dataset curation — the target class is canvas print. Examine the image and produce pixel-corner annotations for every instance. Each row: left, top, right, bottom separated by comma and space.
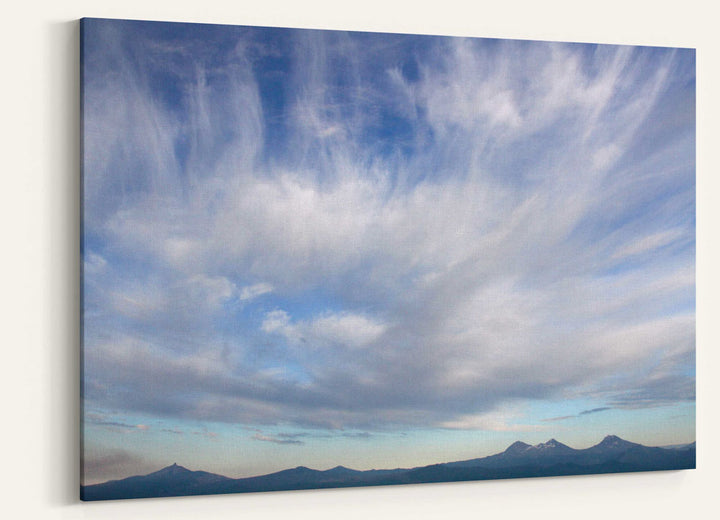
80, 18, 696, 501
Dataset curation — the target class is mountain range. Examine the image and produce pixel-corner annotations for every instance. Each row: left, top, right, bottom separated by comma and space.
80, 435, 695, 501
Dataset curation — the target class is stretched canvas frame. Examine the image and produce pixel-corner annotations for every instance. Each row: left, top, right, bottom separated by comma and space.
80, 17, 696, 501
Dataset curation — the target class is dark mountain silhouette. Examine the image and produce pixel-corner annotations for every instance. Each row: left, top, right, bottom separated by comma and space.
80, 462, 232, 501
81, 435, 695, 501
446, 437, 578, 469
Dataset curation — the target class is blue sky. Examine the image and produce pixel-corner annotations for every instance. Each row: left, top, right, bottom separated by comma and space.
81, 18, 695, 485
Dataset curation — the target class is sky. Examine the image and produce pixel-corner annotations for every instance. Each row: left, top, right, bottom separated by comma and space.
80, 18, 695, 485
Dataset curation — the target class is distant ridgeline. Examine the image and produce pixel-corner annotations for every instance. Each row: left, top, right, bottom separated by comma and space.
81, 435, 696, 501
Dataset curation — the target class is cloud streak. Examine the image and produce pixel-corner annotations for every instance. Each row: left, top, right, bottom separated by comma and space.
253, 433, 304, 445
543, 407, 612, 422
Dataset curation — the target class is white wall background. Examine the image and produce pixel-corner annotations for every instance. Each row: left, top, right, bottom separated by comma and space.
2, 1, 717, 518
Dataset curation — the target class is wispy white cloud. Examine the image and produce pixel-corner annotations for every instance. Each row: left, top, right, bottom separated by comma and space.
239, 282, 273, 301
611, 228, 688, 260
253, 433, 304, 445
262, 310, 388, 350
440, 408, 547, 432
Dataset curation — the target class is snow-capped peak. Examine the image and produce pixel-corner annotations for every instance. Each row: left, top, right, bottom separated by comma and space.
504, 440, 532, 455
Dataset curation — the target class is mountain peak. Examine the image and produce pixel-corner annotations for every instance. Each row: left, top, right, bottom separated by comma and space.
600, 434, 624, 444
167, 462, 183, 469
505, 441, 532, 454
153, 463, 191, 476
594, 435, 638, 450
536, 438, 569, 449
